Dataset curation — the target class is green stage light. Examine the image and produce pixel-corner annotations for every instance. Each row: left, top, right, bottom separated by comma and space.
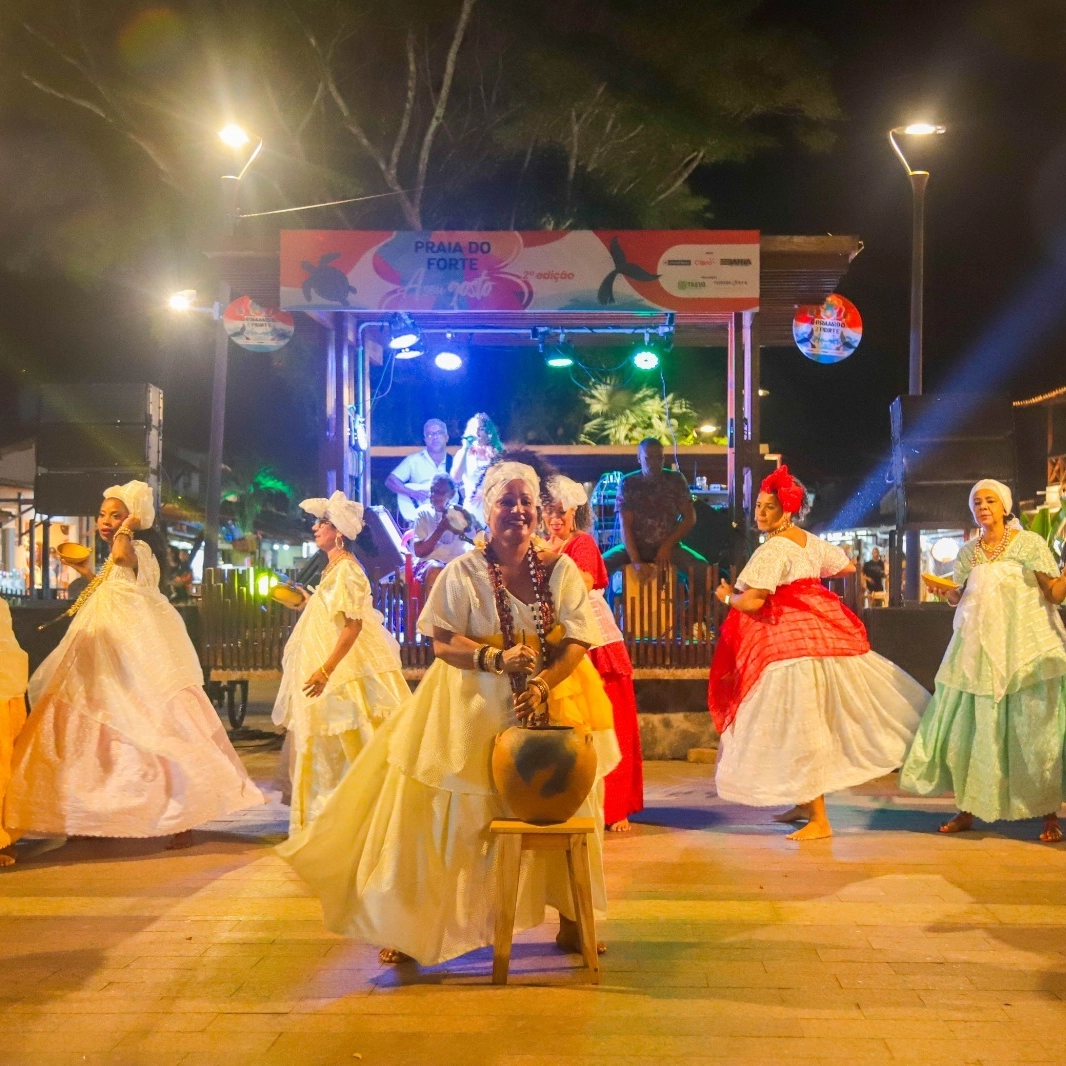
632, 347, 659, 370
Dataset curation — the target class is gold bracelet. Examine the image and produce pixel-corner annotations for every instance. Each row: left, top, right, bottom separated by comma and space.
316, 666, 331, 682
114, 526, 134, 539
528, 676, 550, 706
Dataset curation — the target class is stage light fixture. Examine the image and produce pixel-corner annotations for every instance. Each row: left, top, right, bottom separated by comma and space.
546, 336, 575, 368
434, 333, 463, 371
388, 311, 421, 350
393, 343, 424, 361
698, 423, 718, 435
632, 333, 660, 370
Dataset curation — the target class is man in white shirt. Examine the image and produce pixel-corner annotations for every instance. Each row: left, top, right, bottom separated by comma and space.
385, 418, 450, 526
411, 475, 472, 593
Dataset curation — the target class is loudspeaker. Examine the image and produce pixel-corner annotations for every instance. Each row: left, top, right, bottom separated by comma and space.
352, 506, 404, 584
36, 423, 160, 470
34, 469, 152, 516
33, 383, 163, 517
891, 394, 1016, 528
38, 384, 163, 426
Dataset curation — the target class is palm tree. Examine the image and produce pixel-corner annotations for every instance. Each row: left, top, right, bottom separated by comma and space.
579, 380, 698, 445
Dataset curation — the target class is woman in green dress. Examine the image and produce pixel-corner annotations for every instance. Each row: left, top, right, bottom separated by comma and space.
901, 479, 1066, 841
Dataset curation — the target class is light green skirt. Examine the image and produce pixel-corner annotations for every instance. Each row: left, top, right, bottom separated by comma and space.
900, 677, 1066, 822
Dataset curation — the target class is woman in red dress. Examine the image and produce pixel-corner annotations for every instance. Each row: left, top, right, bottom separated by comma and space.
546, 475, 644, 830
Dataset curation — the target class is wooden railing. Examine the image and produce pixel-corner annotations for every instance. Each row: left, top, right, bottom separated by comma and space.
200, 569, 299, 680
199, 563, 859, 681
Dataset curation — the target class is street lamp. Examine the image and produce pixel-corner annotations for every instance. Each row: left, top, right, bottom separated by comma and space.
201, 124, 263, 571
889, 121, 946, 601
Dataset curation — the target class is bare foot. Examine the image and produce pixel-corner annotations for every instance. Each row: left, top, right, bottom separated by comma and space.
556, 916, 606, 955
379, 948, 413, 964
606, 819, 632, 833
786, 820, 833, 841
0, 853, 14, 867
939, 812, 974, 835
166, 830, 195, 850
1041, 814, 1063, 843
773, 804, 812, 824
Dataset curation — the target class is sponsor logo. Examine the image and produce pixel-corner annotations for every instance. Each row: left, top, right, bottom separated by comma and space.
720, 257, 752, 266
677, 279, 708, 291
665, 258, 692, 266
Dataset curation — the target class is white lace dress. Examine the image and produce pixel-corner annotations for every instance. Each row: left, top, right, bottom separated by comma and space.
6, 541, 264, 836
277, 551, 620, 966
272, 557, 409, 832
714, 533, 930, 807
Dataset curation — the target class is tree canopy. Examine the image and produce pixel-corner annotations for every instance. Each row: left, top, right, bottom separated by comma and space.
1, 0, 840, 277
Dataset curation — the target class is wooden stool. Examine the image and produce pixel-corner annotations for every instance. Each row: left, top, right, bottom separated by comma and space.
489, 817, 600, 985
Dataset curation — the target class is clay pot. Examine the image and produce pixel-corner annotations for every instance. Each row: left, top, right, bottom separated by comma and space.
491, 725, 597, 825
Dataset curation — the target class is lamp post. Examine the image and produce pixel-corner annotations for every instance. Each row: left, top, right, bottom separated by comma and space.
889, 122, 946, 602
202, 125, 263, 570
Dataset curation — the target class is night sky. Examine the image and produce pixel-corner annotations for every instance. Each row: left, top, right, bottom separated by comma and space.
2, 0, 1065, 500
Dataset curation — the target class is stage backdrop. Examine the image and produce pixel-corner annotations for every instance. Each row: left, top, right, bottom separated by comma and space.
280, 230, 759, 314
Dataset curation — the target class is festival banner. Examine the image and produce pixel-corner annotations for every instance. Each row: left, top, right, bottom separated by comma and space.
279, 230, 759, 314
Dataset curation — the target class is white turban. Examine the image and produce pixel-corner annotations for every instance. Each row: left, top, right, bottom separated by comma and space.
481, 462, 540, 515
103, 480, 155, 528
969, 479, 1013, 521
300, 490, 365, 540
548, 475, 588, 512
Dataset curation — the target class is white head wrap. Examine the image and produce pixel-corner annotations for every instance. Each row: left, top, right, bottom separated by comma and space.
300, 490, 365, 540
968, 479, 1014, 521
481, 462, 540, 515
548, 475, 588, 512
102, 480, 155, 527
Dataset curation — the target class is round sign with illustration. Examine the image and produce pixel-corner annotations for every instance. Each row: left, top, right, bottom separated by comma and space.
223, 297, 295, 353
792, 293, 862, 364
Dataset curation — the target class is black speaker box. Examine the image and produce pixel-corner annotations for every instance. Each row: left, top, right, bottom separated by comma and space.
891, 394, 1016, 528
38, 383, 163, 426
37, 423, 160, 470
34, 469, 151, 517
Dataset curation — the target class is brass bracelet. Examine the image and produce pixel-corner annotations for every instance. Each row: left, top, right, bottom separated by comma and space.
490, 648, 505, 674
475, 644, 489, 672
114, 526, 134, 539
316, 666, 331, 682
528, 676, 550, 706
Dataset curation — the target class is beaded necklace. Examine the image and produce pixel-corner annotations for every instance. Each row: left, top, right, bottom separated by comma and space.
976, 528, 1014, 566
38, 558, 114, 631
484, 543, 555, 696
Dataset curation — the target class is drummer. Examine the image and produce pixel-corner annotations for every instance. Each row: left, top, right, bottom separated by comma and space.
411, 475, 473, 594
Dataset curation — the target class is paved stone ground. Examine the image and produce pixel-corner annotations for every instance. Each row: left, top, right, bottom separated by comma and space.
4, 705, 1066, 1065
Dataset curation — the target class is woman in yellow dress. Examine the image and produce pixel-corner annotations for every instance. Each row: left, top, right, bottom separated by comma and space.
279, 461, 619, 966
0, 598, 28, 864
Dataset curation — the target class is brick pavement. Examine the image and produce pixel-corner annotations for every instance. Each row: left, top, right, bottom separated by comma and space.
3, 721, 1066, 1065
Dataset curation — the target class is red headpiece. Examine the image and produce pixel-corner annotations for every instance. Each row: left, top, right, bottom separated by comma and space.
760, 464, 805, 515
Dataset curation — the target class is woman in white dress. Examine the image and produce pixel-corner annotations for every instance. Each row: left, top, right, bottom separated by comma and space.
449, 412, 502, 525
709, 466, 929, 840
901, 479, 1066, 841
272, 491, 409, 833
6, 481, 264, 848
278, 461, 619, 966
